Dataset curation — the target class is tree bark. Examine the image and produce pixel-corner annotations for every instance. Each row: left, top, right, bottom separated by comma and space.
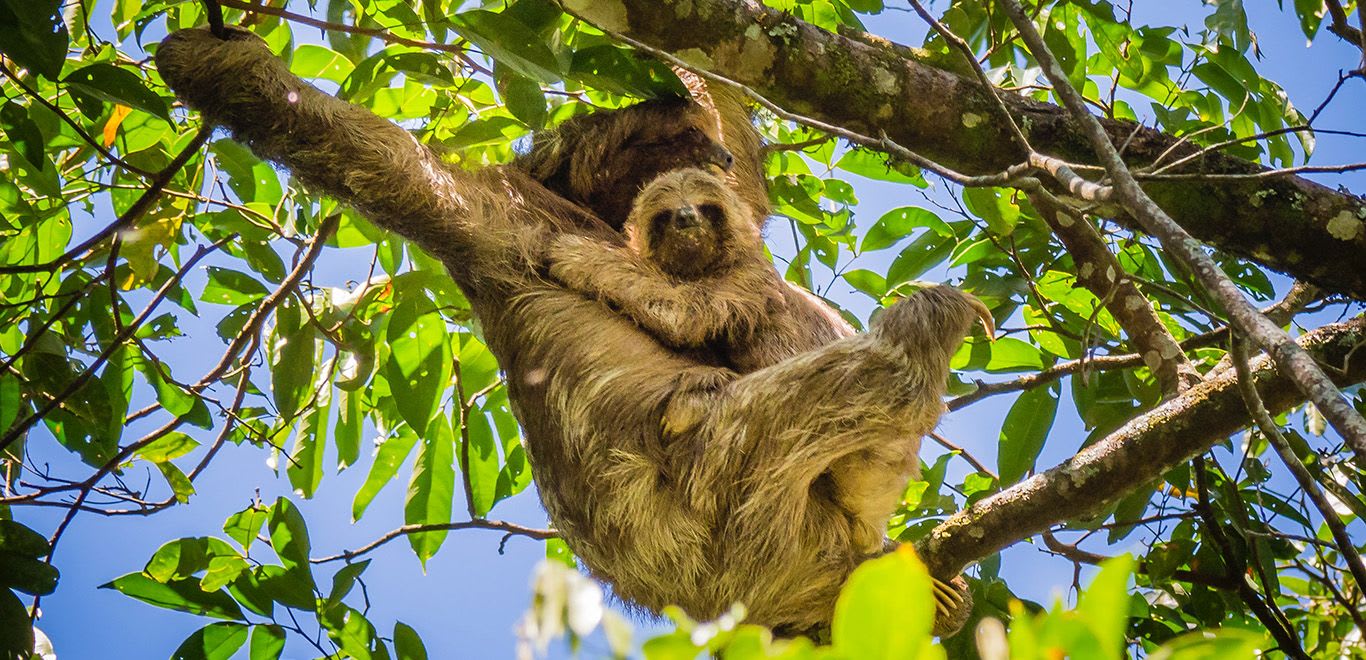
914, 315, 1366, 577
564, 0, 1366, 299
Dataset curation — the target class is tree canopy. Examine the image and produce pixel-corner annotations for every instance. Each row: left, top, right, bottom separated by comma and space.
0, 0, 1363, 658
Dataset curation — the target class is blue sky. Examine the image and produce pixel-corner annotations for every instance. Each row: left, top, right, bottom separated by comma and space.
17, 2, 1366, 659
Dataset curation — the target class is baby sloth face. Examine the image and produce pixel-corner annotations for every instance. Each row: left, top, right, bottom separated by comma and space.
625, 168, 759, 279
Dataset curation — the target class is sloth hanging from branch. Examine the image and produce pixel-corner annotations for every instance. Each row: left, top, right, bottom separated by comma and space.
155, 26, 992, 637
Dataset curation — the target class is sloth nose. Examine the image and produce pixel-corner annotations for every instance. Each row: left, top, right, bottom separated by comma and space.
673, 206, 702, 229
712, 145, 734, 171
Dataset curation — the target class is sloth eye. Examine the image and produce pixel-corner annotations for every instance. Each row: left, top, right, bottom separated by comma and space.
699, 204, 724, 225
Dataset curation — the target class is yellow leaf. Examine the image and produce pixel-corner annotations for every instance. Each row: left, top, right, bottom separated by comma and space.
102, 105, 133, 147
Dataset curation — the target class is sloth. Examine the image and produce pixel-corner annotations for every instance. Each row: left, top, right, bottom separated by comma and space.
546, 166, 990, 630
546, 167, 855, 435
156, 26, 982, 639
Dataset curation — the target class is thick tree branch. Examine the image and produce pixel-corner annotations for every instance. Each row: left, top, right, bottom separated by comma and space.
915, 315, 1366, 578
562, 0, 1366, 298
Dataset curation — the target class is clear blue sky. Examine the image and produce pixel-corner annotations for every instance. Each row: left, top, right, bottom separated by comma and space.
19, 3, 1366, 659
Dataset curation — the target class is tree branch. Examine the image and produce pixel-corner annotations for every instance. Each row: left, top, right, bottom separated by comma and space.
998, 0, 1366, 461
561, 0, 1366, 298
916, 315, 1366, 578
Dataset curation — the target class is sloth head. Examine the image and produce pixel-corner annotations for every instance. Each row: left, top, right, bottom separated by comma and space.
519, 98, 735, 230
624, 168, 760, 279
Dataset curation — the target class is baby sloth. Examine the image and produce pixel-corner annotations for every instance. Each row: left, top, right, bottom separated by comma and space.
547, 167, 853, 434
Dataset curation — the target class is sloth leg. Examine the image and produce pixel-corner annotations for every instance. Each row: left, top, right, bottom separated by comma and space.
681, 286, 989, 632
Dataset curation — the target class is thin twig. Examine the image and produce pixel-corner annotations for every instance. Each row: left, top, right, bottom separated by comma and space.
311, 520, 556, 563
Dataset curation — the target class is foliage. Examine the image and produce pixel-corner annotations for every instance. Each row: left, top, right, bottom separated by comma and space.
0, 0, 1362, 657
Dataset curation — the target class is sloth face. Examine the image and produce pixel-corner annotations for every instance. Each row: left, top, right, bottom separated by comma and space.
626, 168, 757, 279
519, 97, 734, 230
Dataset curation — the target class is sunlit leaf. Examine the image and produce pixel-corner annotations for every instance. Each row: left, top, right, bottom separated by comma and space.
64, 63, 171, 121
406, 417, 455, 565
249, 624, 287, 660
831, 546, 935, 659
998, 384, 1059, 484
170, 622, 249, 660
102, 573, 245, 620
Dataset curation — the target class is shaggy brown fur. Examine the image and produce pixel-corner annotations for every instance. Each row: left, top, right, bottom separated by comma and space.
157, 26, 980, 638
518, 98, 734, 231
547, 167, 855, 436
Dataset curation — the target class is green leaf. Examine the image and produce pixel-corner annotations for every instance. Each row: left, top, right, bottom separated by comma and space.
463, 406, 501, 517
321, 603, 381, 660
223, 503, 270, 551
353, 428, 419, 521
963, 187, 1020, 236
0, 520, 50, 558
200, 555, 249, 592
335, 388, 364, 471
451, 10, 561, 82
268, 298, 317, 421
497, 68, 548, 128
171, 622, 249, 660
267, 498, 313, 584
102, 573, 246, 620
886, 231, 954, 287
227, 570, 275, 618
0, 102, 47, 169
567, 45, 688, 98
843, 269, 886, 299
0, 552, 59, 595
63, 63, 170, 121
393, 621, 429, 660
0, 589, 34, 660
862, 206, 951, 252
288, 377, 330, 498
290, 44, 355, 84
1149, 628, 1266, 659
136, 431, 199, 463
406, 417, 455, 565
997, 385, 1059, 484
1077, 554, 1134, 657
0, 375, 20, 442
249, 624, 287, 660
254, 565, 313, 610
835, 148, 925, 184
0, 0, 69, 79
326, 559, 370, 608
385, 304, 452, 436
1291, 0, 1326, 40
201, 267, 270, 306
145, 537, 210, 583
157, 461, 196, 503
831, 547, 935, 659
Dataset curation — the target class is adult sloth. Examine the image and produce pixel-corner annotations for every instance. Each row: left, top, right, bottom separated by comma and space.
156, 26, 981, 637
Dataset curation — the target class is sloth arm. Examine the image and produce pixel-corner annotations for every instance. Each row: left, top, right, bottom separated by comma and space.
547, 235, 767, 348
154, 27, 612, 292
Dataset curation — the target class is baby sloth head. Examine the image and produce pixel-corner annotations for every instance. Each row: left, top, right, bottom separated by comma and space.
625, 168, 760, 280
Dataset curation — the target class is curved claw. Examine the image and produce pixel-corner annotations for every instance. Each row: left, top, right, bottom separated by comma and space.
932, 576, 965, 612
965, 295, 996, 341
